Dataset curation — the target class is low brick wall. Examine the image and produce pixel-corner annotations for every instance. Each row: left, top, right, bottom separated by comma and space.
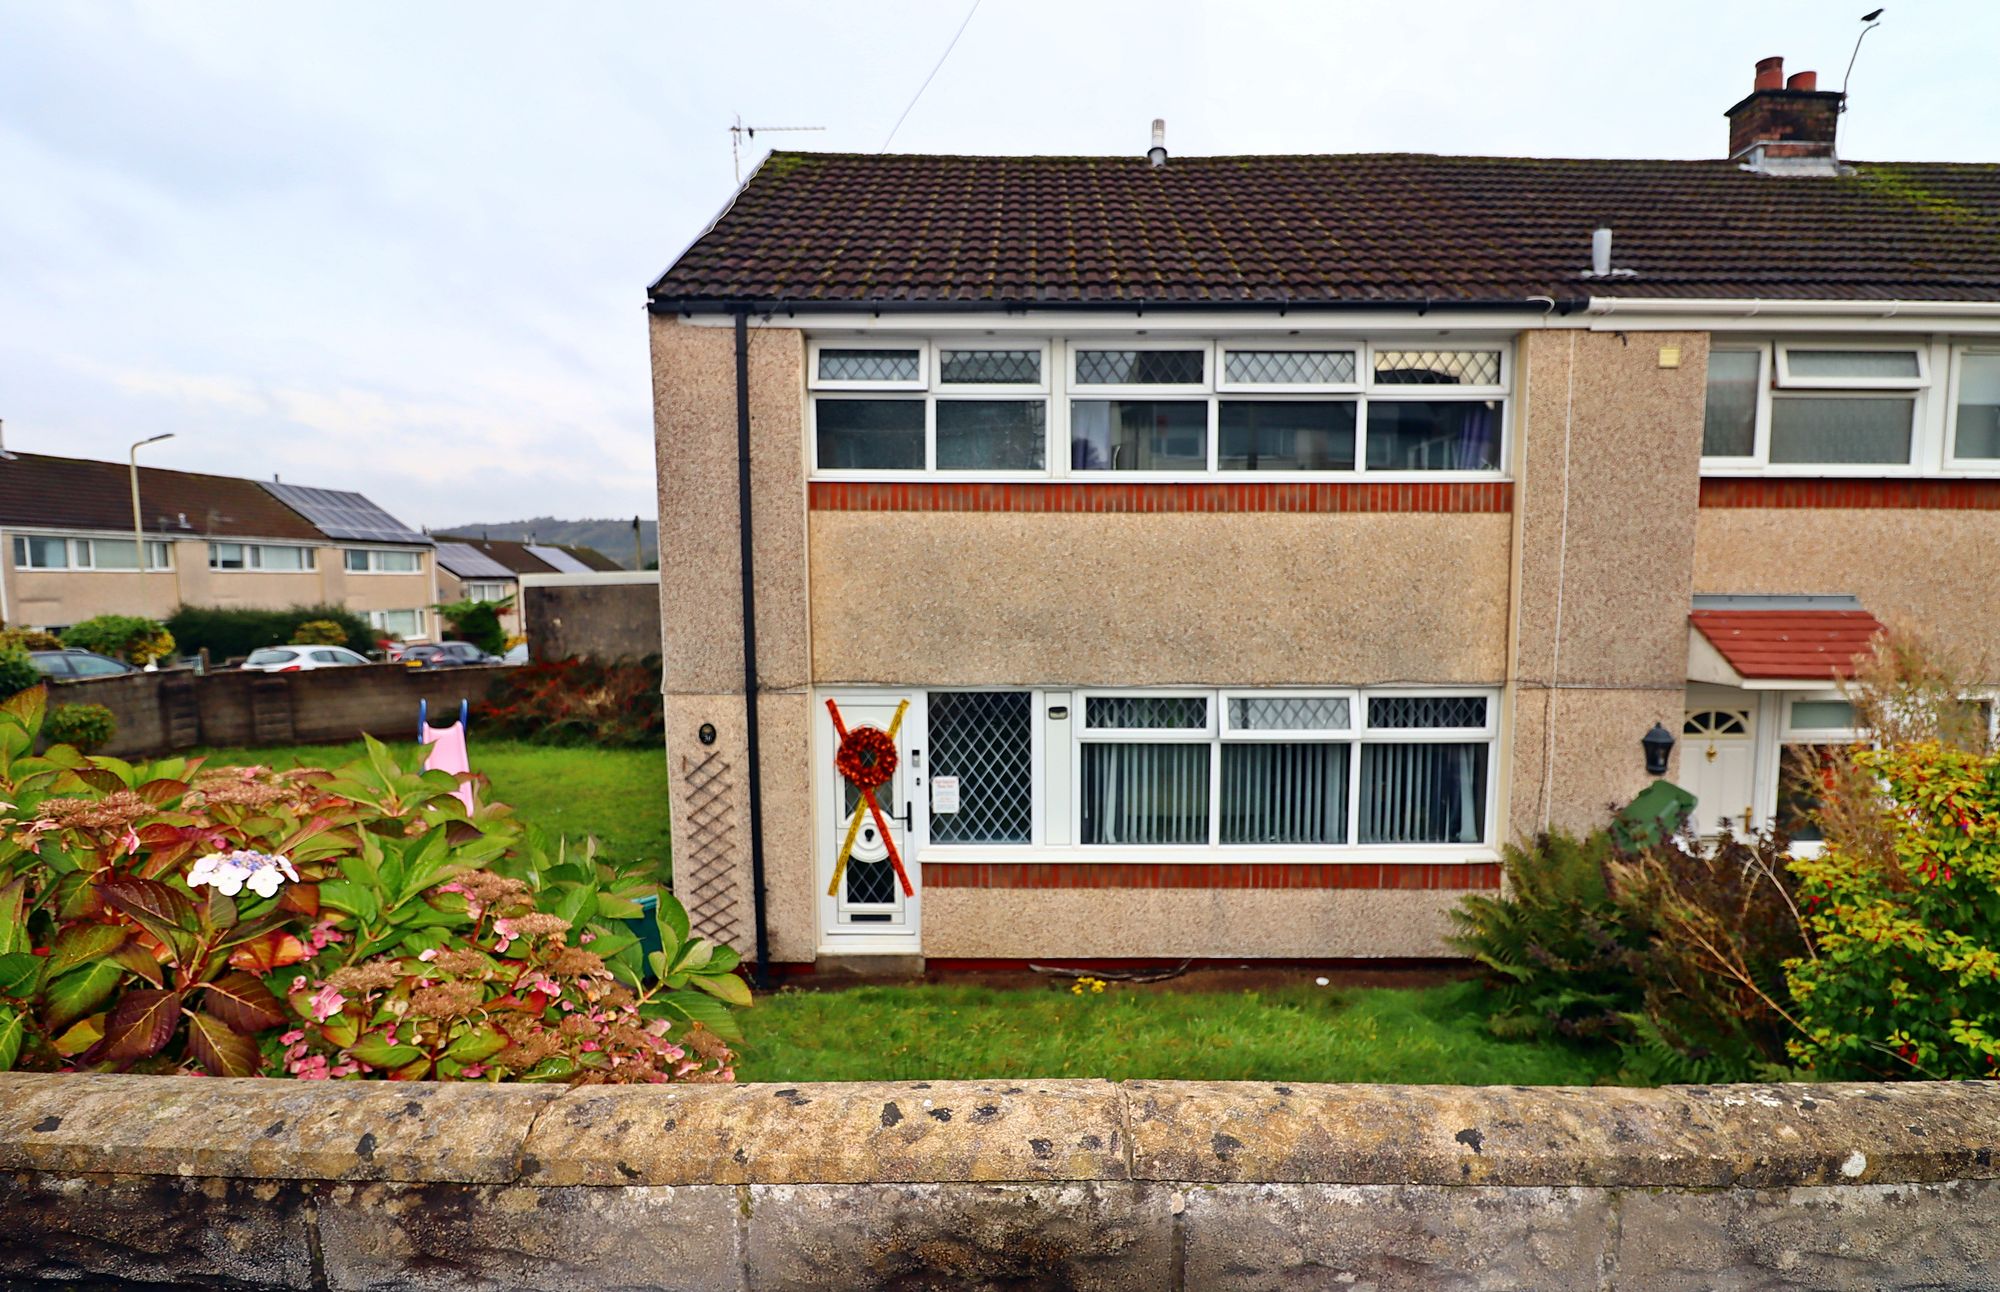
51, 664, 513, 757
1, 1073, 1996, 1290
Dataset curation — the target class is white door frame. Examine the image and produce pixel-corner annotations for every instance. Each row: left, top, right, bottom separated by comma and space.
814, 687, 927, 955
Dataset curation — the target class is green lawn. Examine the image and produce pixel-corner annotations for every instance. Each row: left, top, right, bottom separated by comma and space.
191, 740, 671, 876
734, 980, 1614, 1085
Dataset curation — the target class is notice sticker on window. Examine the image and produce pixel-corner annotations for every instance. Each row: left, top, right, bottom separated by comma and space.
931, 776, 960, 814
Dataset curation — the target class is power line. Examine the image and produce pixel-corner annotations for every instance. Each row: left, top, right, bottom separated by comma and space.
879, 0, 981, 152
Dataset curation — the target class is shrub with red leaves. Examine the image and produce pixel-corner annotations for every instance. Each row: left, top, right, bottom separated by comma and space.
478, 657, 663, 748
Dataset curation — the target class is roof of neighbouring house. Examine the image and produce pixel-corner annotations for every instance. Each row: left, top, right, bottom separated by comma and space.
648, 152, 2000, 309
431, 535, 624, 576
1690, 608, 1886, 681
0, 453, 334, 542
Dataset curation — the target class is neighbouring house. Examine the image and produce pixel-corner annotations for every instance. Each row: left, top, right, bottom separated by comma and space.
431, 534, 622, 640
0, 453, 438, 644
648, 55, 2000, 974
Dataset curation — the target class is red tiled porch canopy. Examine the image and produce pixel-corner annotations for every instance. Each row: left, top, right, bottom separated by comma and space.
1688, 601, 1885, 687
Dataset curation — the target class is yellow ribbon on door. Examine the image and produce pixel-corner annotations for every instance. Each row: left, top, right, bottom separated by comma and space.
827, 698, 910, 899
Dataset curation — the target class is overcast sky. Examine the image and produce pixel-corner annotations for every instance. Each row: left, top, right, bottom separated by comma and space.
3, 1, 1994, 530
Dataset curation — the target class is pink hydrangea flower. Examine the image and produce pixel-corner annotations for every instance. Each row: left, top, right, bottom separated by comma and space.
309, 983, 347, 1022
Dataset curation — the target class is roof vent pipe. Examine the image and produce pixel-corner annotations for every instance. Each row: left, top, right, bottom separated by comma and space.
1591, 226, 1613, 277
1147, 119, 1167, 168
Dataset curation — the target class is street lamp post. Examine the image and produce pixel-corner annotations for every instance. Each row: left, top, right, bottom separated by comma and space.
129, 434, 174, 604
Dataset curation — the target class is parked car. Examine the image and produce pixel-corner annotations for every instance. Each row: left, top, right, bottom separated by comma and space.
240, 645, 372, 673
501, 642, 528, 665
29, 648, 137, 679
401, 641, 501, 669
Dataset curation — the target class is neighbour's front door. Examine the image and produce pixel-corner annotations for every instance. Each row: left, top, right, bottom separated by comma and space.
1683, 707, 1756, 837
816, 691, 923, 954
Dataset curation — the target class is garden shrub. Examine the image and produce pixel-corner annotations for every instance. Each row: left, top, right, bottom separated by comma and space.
1609, 829, 1811, 1082
0, 628, 64, 652
60, 615, 175, 666
1786, 741, 2000, 1079
478, 657, 664, 748
167, 604, 373, 661
1446, 829, 1645, 1042
0, 648, 39, 700
290, 619, 351, 647
436, 597, 509, 657
0, 686, 744, 1079
44, 703, 116, 754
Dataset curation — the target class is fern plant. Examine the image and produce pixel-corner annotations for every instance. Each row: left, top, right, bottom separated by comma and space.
1447, 830, 1646, 1044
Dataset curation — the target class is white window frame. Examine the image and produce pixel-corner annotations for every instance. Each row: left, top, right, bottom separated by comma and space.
344, 547, 424, 575
1216, 343, 1363, 394
1774, 342, 1929, 390
9, 533, 172, 572
208, 541, 317, 572
1700, 345, 1771, 466
1068, 339, 1213, 397
808, 340, 927, 391
1367, 346, 1510, 397
1945, 343, 2000, 470
934, 341, 1051, 395
1218, 689, 1359, 740
464, 581, 513, 603
366, 607, 429, 639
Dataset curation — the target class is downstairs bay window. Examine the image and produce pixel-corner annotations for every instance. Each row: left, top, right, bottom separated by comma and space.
921, 687, 1496, 855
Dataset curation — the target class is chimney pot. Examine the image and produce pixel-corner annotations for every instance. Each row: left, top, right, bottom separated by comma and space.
1786, 70, 1817, 91
1753, 56, 1784, 90
1147, 118, 1167, 168
1727, 53, 1843, 172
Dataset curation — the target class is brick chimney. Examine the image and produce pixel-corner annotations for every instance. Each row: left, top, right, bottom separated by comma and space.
1725, 56, 1848, 175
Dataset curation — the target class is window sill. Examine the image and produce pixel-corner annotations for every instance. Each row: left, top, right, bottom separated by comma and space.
916, 844, 1499, 865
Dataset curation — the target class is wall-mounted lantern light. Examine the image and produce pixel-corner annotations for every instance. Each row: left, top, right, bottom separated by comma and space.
1641, 722, 1676, 776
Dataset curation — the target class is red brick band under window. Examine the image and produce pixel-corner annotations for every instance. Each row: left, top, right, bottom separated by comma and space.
921, 861, 1501, 891
1699, 478, 2000, 509
810, 481, 1512, 514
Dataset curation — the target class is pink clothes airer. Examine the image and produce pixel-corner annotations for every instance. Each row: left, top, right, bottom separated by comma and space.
419, 697, 476, 812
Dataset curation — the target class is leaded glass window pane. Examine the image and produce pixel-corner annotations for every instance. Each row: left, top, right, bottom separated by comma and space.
1703, 351, 1761, 457
1227, 696, 1351, 731
1954, 354, 2000, 460
1365, 401, 1501, 470
1081, 743, 1209, 844
928, 691, 1033, 844
1220, 743, 1348, 844
1373, 350, 1502, 387
1086, 696, 1208, 730
1075, 349, 1204, 385
1224, 350, 1357, 385
1219, 401, 1357, 471
1769, 397, 1914, 464
1358, 743, 1488, 844
1070, 400, 1207, 471
816, 399, 924, 470
845, 858, 899, 904
939, 349, 1040, 384
937, 400, 1045, 471
1787, 349, 1920, 381
818, 348, 920, 383
1367, 696, 1488, 729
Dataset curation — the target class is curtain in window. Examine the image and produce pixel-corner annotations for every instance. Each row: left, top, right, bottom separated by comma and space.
1358, 743, 1486, 844
1082, 743, 1209, 844
1220, 743, 1348, 844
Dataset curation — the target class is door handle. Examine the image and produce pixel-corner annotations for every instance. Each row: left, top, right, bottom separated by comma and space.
898, 800, 913, 832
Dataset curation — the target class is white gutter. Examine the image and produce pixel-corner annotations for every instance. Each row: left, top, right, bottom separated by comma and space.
1587, 296, 2000, 333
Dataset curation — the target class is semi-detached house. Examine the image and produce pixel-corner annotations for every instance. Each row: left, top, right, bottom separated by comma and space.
648, 56, 2000, 975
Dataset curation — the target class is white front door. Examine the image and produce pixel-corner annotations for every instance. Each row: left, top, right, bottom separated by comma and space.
1683, 706, 1757, 837
815, 691, 924, 954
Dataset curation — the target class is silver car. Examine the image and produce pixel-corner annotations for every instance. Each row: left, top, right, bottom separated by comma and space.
240, 645, 371, 672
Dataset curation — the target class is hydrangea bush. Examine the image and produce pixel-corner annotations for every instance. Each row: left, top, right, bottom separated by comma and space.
0, 685, 745, 1080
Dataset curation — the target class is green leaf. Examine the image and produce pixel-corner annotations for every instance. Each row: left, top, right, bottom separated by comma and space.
317, 880, 379, 923
186, 1010, 261, 1077
46, 923, 128, 980
0, 877, 27, 956
349, 1032, 423, 1069
0, 1006, 22, 1072
51, 1013, 103, 1058
443, 1024, 507, 1064
1, 683, 48, 739
690, 971, 753, 1008
647, 991, 744, 1044
656, 892, 691, 947
44, 960, 126, 1032
0, 951, 43, 998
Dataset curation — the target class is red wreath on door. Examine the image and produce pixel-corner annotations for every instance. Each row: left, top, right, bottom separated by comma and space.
826, 697, 914, 899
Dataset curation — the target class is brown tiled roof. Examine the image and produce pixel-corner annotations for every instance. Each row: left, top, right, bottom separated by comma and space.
431, 536, 623, 575
650, 153, 2000, 308
1691, 609, 1885, 680
0, 454, 323, 541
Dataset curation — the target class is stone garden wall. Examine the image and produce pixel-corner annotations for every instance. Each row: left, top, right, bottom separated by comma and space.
2, 1073, 1997, 1289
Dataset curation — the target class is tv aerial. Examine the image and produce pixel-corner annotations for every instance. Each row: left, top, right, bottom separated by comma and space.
730, 116, 825, 185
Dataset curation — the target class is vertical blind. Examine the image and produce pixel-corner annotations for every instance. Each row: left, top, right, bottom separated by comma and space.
1358, 743, 1486, 844
1081, 744, 1209, 844
1219, 744, 1348, 844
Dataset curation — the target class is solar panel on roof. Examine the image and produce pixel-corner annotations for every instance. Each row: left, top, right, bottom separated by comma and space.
262, 481, 428, 544
433, 542, 515, 580
525, 544, 592, 574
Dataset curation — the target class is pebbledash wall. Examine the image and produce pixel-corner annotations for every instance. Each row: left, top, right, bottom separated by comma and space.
653, 317, 1716, 968
3, 1072, 1999, 1289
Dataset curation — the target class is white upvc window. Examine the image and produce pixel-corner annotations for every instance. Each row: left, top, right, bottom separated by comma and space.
11, 535, 171, 571
464, 581, 512, 603
209, 541, 316, 572
1698, 338, 2000, 477
807, 335, 1512, 481
366, 607, 427, 639
344, 547, 423, 574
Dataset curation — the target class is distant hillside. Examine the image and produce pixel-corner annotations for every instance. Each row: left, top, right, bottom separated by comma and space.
437, 517, 656, 569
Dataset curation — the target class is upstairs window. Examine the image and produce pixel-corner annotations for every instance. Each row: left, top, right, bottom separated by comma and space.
11, 536, 170, 571
345, 548, 422, 574
210, 542, 315, 571
811, 341, 1048, 474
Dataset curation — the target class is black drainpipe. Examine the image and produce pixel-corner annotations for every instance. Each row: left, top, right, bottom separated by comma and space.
733, 306, 772, 988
